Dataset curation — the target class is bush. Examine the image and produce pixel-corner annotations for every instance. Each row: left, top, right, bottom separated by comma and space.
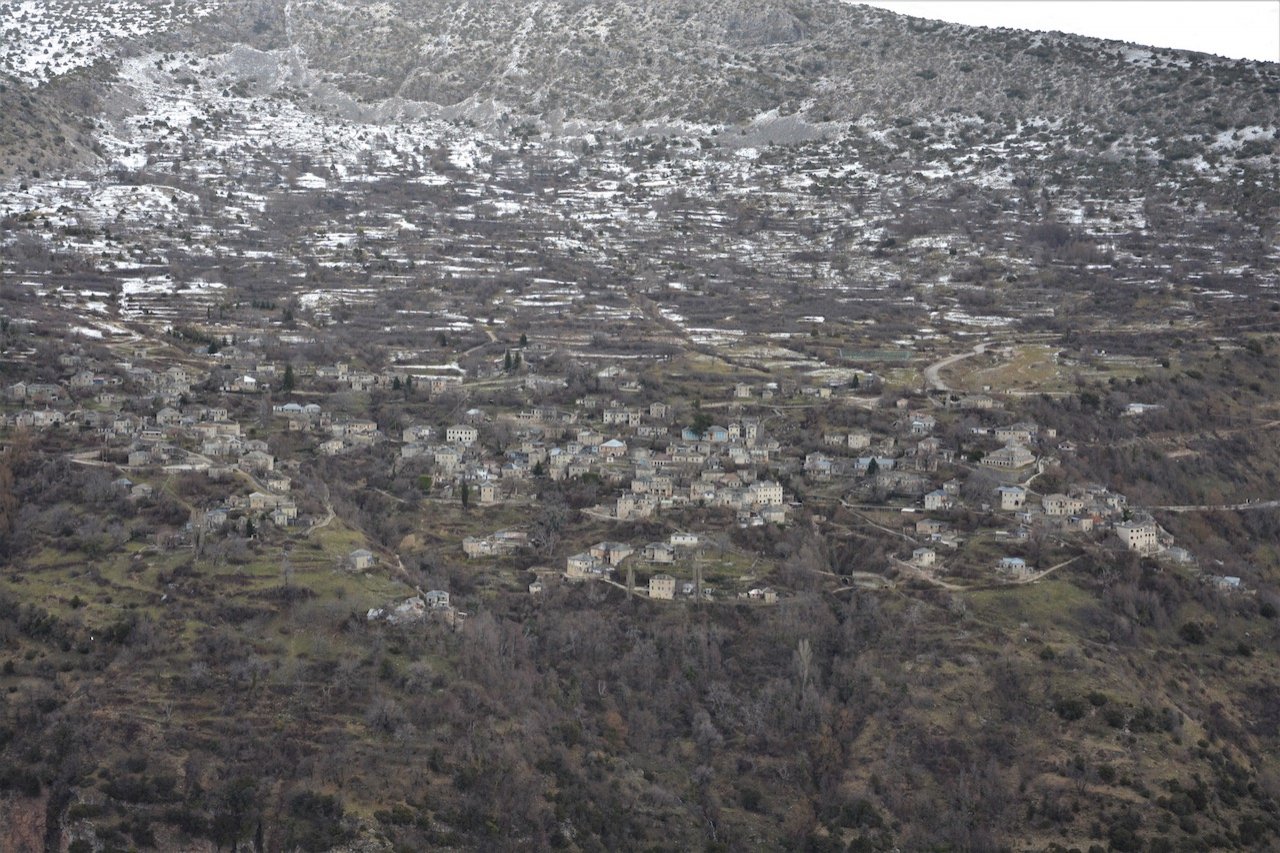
839, 798, 885, 830
1108, 825, 1143, 851
284, 790, 354, 852
66, 802, 104, 819
1239, 816, 1269, 845
0, 767, 42, 797
161, 806, 208, 836
376, 803, 417, 825
1178, 622, 1207, 644
1054, 696, 1088, 721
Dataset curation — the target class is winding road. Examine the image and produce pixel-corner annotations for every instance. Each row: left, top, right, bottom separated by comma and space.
923, 341, 991, 392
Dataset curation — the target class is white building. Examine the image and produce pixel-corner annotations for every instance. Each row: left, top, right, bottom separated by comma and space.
998, 556, 1028, 577
748, 480, 784, 506
446, 424, 479, 445
670, 532, 700, 549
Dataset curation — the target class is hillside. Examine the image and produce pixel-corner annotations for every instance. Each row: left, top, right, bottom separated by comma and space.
200, 0, 1280, 134
0, 0, 1278, 851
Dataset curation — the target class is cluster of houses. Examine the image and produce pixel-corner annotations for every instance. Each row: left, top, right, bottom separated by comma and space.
462, 529, 529, 558
906, 478, 1183, 580
2, 336, 1227, 608
551, 531, 766, 603
366, 588, 461, 627
394, 401, 791, 528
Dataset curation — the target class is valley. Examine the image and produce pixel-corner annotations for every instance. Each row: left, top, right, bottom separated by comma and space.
1, 1, 1279, 850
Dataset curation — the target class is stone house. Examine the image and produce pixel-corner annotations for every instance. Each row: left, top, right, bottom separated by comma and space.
649, 574, 676, 600
748, 480, 784, 506
923, 489, 953, 511
590, 541, 634, 566
996, 486, 1027, 510
1042, 493, 1086, 517
1115, 520, 1159, 554
446, 424, 479, 445
982, 443, 1035, 469
644, 542, 675, 563
671, 532, 700, 549
599, 438, 628, 459
998, 556, 1029, 577
566, 552, 607, 578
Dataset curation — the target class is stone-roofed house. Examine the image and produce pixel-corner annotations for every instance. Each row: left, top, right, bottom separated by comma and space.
446, 424, 479, 445
590, 541, 634, 566
982, 443, 1035, 469
1115, 520, 1160, 555
996, 485, 1027, 510
649, 574, 676, 600
1042, 493, 1086, 517
566, 552, 607, 578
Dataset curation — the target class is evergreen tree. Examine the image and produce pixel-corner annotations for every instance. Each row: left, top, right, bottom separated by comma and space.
282, 363, 296, 392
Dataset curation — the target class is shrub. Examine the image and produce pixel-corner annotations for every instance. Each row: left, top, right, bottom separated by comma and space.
1239, 816, 1269, 844
161, 806, 208, 836
284, 790, 354, 852
375, 803, 416, 825
1178, 622, 1207, 644
1054, 696, 1088, 721
0, 767, 42, 796
1108, 825, 1143, 851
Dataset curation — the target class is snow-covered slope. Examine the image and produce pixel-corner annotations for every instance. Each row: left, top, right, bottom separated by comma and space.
0, 0, 221, 84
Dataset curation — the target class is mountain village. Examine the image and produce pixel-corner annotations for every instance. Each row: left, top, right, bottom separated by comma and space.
5, 327, 1234, 629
